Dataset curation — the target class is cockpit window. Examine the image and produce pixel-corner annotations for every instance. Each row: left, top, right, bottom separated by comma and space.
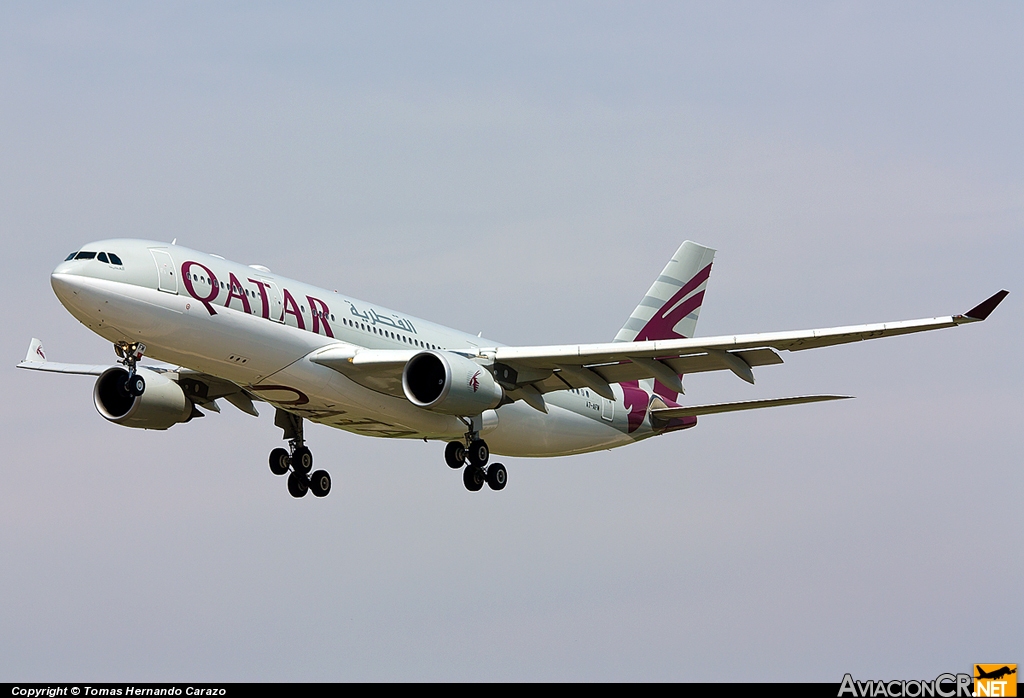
74, 251, 97, 260
98, 252, 109, 263
108, 253, 123, 265
65, 252, 78, 261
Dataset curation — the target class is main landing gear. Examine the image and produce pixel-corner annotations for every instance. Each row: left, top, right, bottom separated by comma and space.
446, 427, 507, 492
270, 409, 331, 499
114, 341, 147, 397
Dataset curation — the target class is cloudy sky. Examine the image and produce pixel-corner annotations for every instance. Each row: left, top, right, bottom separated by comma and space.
1, 2, 1020, 681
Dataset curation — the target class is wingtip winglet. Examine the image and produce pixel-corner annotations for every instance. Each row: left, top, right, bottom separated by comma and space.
25, 338, 46, 363
963, 290, 1009, 321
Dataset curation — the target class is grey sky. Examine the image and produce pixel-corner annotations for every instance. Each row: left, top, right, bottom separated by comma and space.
1, 2, 1020, 681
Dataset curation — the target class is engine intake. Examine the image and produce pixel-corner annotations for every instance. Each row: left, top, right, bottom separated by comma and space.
402, 351, 503, 416
94, 366, 193, 430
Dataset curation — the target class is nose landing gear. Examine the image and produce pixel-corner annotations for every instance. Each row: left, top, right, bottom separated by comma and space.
271, 409, 332, 499
114, 341, 147, 397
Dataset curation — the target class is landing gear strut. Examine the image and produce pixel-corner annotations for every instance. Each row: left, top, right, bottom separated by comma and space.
271, 409, 332, 498
448, 417, 507, 492
114, 341, 147, 397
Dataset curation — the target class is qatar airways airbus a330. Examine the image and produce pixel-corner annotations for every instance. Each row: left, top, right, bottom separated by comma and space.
18, 239, 1007, 498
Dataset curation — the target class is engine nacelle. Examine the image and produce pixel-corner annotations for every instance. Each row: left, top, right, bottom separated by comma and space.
93, 366, 193, 430
402, 350, 503, 416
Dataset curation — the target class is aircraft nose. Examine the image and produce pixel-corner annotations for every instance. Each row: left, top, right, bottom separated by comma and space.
50, 267, 77, 303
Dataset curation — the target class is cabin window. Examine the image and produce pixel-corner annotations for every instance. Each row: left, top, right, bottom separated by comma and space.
108, 253, 123, 265
75, 251, 97, 260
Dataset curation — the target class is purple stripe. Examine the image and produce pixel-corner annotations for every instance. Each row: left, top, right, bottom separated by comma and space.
674, 262, 713, 301
635, 290, 705, 342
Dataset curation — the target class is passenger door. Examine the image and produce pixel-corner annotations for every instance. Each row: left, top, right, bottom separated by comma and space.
150, 249, 177, 294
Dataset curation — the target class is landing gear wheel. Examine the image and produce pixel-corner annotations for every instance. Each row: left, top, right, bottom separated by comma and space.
444, 442, 466, 469
292, 446, 313, 474
269, 448, 290, 476
467, 439, 489, 468
128, 374, 146, 397
486, 463, 507, 491
287, 472, 309, 498
309, 470, 332, 497
463, 465, 485, 492
118, 375, 133, 398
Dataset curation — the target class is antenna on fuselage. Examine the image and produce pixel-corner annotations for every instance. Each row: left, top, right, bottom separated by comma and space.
171, 238, 177, 245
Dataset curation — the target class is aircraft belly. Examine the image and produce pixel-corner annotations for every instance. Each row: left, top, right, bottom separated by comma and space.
260, 358, 467, 440
486, 401, 634, 457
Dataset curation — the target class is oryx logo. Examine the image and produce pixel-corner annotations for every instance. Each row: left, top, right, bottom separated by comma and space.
468, 370, 481, 393
974, 665, 1017, 697
36, 345, 45, 360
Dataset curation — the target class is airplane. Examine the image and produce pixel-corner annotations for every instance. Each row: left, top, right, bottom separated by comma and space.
17, 239, 1008, 498
975, 666, 1016, 681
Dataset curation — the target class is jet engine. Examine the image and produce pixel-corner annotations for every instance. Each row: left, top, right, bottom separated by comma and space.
402, 350, 503, 416
93, 366, 194, 430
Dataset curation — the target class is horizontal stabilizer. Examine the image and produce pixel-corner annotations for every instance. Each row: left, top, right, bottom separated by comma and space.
650, 394, 852, 418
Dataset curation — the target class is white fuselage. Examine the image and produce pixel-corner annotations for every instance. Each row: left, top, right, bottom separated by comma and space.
51, 239, 666, 457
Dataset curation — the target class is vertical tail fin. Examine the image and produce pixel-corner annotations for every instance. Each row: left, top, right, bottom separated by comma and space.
615, 241, 715, 408
614, 241, 716, 343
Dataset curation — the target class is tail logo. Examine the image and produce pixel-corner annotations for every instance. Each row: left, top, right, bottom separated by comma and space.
36, 345, 45, 360
634, 262, 712, 342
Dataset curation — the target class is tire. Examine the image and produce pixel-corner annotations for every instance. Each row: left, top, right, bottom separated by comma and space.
287, 472, 309, 498
444, 442, 465, 469
467, 439, 489, 468
463, 465, 484, 492
292, 446, 313, 474
309, 470, 332, 498
486, 463, 507, 491
269, 448, 290, 476
129, 374, 146, 397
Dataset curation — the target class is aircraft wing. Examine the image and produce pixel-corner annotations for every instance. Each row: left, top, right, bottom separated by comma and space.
305, 291, 1007, 411
16, 338, 260, 417
491, 290, 1009, 403
310, 345, 417, 396
17, 359, 112, 375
